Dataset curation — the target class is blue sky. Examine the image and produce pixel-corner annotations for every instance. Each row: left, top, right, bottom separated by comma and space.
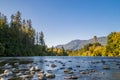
0, 0, 120, 47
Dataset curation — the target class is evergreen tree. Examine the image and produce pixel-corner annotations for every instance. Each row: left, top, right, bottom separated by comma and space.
0, 11, 48, 56
39, 31, 45, 46
93, 36, 97, 43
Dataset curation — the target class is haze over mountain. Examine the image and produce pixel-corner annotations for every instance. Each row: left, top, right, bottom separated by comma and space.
56, 36, 107, 50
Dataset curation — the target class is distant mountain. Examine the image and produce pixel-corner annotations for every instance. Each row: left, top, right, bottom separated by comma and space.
56, 37, 107, 50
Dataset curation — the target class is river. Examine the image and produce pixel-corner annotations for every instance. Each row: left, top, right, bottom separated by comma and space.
0, 56, 120, 80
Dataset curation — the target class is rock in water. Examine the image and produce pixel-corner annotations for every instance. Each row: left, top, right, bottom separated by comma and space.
64, 69, 70, 73
30, 66, 35, 71
14, 62, 19, 66
51, 64, 57, 68
64, 75, 78, 79
103, 65, 110, 70
0, 77, 7, 80
46, 73, 55, 78
4, 69, 13, 76
35, 65, 40, 71
4, 63, 12, 69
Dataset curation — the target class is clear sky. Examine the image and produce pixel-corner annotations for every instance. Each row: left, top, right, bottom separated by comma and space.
0, 0, 120, 47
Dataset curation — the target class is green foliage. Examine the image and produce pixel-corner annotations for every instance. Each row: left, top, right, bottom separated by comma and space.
0, 43, 5, 55
47, 46, 68, 56
0, 11, 47, 56
106, 32, 120, 56
68, 33, 120, 57
68, 42, 104, 56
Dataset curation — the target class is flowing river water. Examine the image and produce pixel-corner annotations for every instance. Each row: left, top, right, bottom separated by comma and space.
0, 56, 120, 80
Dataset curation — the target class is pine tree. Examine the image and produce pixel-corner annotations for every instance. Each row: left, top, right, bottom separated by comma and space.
39, 31, 45, 46
94, 36, 97, 43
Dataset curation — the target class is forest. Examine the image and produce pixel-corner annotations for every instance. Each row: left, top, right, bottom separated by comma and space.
68, 33, 120, 57
0, 11, 47, 56
0, 11, 67, 56
0, 11, 120, 57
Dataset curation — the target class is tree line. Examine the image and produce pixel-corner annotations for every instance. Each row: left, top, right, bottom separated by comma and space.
0, 11, 68, 56
49, 33, 120, 57
68, 33, 120, 57
0, 11, 120, 56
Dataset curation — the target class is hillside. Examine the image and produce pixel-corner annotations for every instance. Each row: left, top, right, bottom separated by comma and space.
56, 37, 107, 50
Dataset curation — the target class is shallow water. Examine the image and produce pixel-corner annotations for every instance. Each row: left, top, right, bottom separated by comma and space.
0, 56, 120, 80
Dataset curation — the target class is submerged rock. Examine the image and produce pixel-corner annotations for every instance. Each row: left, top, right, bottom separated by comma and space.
30, 65, 40, 71
80, 71, 89, 74
76, 65, 80, 68
47, 70, 52, 73
60, 67, 65, 70
68, 60, 72, 62
64, 75, 78, 79
68, 67, 72, 70
70, 76, 78, 79
51, 64, 57, 68
46, 73, 55, 78
103, 65, 110, 70
89, 69, 96, 72
64, 69, 71, 73
62, 64, 65, 66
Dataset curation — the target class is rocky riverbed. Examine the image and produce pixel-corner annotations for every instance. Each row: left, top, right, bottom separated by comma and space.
0, 57, 120, 80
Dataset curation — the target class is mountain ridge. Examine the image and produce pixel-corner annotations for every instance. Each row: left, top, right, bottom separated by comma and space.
56, 36, 107, 50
